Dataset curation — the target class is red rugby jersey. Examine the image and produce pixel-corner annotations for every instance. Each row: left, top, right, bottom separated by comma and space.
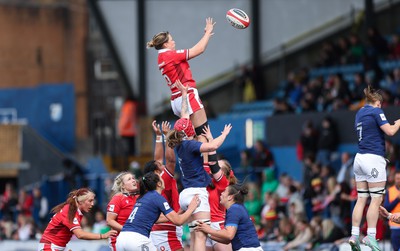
208, 174, 229, 222
40, 204, 83, 247
158, 49, 196, 93
107, 193, 137, 247
152, 168, 181, 231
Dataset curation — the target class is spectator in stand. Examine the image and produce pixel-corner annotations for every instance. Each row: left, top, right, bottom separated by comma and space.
239, 149, 253, 180
16, 189, 33, 217
316, 117, 338, 166
240, 67, 257, 103
313, 219, 346, 251
39, 188, 117, 251
351, 73, 368, 101
0, 183, 18, 221
299, 120, 319, 161
335, 37, 350, 64
347, 34, 365, 63
118, 96, 138, 157
388, 68, 400, 99
261, 168, 279, 202
12, 214, 35, 241
389, 34, 400, 59
244, 184, 262, 226
362, 53, 384, 88
260, 193, 280, 240
252, 139, 274, 168
272, 97, 294, 115
385, 139, 400, 168
32, 187, 48, 231
367, 27, 389, 58
283, 218, 313, 251
383, 170, 400, 251
337, 152, 355, 185
317, 41, 337, 67
92, 211, 109, 234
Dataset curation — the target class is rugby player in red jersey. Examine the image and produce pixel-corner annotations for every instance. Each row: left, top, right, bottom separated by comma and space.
38, 188, 117, 251
106, 172, 139, 251
147, 18, 215, 137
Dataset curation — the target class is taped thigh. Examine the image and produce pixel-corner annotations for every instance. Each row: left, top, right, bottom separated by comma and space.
357, 188, 370, 198
369, 187, 386, 198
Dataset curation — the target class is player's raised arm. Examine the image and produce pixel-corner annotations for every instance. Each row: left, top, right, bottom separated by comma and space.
188, 17, 215, 60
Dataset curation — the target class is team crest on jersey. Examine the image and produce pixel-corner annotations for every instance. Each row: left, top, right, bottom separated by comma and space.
177, 50, 184, 53
73, 217, 78, 224
380, 113, 387, 121
109, 205, 115, 212
163, 202, 170, 210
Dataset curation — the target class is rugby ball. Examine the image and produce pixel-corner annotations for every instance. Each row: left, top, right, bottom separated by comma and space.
226, 8, 250, 29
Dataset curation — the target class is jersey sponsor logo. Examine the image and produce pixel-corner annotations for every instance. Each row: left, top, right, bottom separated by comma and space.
380, 113, 387, 121
177, 50, 184, 53
73, 217, 79, 225
108, 205, 115, 212
163, 202, 170, 210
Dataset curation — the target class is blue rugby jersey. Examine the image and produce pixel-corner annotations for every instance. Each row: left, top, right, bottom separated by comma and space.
121, 191, 173, 237
176, 140, 211, 188
225, 203, 261, 251
355, 105, 388, 156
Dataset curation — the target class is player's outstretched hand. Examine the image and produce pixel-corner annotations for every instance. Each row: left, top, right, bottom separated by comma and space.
161, 121, 171, 135
204, 17, 215, 36
201, 125, 213, 141
221, 124, 232, 136
152, 120, 162, 136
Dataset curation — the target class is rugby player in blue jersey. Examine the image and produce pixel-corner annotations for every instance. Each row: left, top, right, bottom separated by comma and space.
349, 85, 400, 251
195, 184, 263, 251
166, 80, 232, 251
116, 172, 200, 251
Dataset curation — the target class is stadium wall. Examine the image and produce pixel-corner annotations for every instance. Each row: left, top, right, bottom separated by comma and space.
0, 1, 89, 140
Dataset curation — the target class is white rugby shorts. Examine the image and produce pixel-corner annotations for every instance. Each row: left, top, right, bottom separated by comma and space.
116, 231, 156, 251
353, 153, 387, 183
179, 187, 210, 214
171, 88, 203, 117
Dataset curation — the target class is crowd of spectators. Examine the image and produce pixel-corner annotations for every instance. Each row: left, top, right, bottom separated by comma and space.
273, 27, 400, 116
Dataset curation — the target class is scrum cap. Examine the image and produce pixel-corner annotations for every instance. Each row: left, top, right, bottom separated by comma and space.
174, 118, 195, 137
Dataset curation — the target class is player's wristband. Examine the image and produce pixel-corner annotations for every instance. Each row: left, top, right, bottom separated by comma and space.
388, 213, 393, 220
156, 135, 162, 143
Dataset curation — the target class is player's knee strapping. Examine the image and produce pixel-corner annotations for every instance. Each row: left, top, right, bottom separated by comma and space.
357, 188, 370, 198
369, 187, 386, 198
195, 121, 208, 136
188, 219, 210, 232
